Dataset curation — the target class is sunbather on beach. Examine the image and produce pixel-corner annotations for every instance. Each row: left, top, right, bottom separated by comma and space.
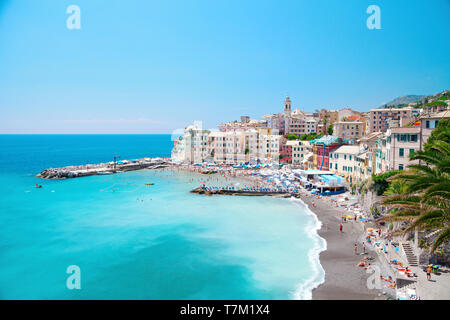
426, 265, 432, 281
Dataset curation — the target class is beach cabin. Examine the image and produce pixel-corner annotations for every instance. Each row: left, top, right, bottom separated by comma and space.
293, 169, 346, 195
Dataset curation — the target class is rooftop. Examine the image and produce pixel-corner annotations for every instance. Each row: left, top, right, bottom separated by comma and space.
389, 126, 421, 134
420, 110, 450, 119
310, 135, 341, 145
359, 132, 383, 142
332, 145, 361, 155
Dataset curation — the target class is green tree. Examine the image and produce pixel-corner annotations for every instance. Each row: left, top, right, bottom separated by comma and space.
327, 125, 333, 135
244, 147, 250, 163
286, 134, 298, 140
425, 119, 450, 152
384, 181, 408, 196
426, 100, 447, 108
300, 132, 321, 141
372, 170, 400, 196
382, 133, 450, 251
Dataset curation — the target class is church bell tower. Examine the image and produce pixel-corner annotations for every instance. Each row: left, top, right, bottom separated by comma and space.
284, 96, 291, 115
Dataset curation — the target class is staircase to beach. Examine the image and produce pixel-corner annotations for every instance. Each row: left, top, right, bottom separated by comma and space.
402, 242, 419, 267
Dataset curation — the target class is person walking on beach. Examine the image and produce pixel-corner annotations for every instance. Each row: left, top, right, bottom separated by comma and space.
363, 242, 366, 254
426, 265, 433, 281
354, 243, 358, 255
339, 224, 343, 232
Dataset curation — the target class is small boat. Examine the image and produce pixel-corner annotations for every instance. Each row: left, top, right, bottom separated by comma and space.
145, 183, 155, 186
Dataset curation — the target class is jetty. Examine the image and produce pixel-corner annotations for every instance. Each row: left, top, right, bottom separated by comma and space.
190, 186, 293, 198
37, 157, 170, 180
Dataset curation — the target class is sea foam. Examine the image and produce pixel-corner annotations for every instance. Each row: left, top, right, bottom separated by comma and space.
289, 197, 327, 300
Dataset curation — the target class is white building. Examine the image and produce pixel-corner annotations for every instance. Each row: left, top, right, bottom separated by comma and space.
328, 145, 362, 185
286, 140, 313, 166
385, 127, 420, 171
172, 123, 280, 164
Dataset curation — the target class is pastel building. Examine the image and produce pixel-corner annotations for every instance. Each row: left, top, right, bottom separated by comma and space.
419, 110, 450, 149
288, 117, 317, 135
374, 135, 388, 174
262, 113, 284, 135
386, 127, 421, 171
287, 140, 313, 166
172, 123, 281, 164
218, 117, 267, 132
369, 107, 414, 133
358, 132, 383, 176
328, 145, 361, 185
311, 136, 343, 171
171, 124, 211, 164
338, 108, 362, 121
280, 139, 292, 164
334, 120, 366, 144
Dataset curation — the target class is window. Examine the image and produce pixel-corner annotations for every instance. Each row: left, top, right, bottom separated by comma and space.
411, 134, 418, 142
399, 164, 404, 170
426, 120, 430, 129
409, 149, 415, 156
399, 148, 404, 157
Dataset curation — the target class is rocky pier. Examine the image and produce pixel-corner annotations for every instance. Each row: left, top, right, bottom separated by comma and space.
37, 158, 171, 180
190, 186, 293, 198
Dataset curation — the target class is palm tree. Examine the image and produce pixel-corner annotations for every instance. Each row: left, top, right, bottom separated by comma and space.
244, 147, 250, 163
381, 137, 450, 251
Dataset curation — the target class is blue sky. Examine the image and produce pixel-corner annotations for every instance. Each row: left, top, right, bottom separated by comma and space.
0, 0, 449, 133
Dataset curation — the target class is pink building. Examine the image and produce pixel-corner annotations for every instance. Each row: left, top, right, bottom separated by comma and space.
288, 117, 317, 135
279, 137, 292, 163
369, 108, 413, 133
280, 144, 292, 163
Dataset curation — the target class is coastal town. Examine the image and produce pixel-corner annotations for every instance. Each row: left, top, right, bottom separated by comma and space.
170, 90, 450, 300
34, 90, 450, 300
171, 91, 449, 185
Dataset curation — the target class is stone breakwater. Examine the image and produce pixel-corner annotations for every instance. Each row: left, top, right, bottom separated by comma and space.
190, 186, 294, 198
37, 158, 171, 179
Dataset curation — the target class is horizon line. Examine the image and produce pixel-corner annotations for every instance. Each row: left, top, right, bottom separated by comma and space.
0, 133, 175, 135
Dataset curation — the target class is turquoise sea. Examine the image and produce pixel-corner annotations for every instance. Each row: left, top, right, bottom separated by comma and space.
0, 135, 325, 299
